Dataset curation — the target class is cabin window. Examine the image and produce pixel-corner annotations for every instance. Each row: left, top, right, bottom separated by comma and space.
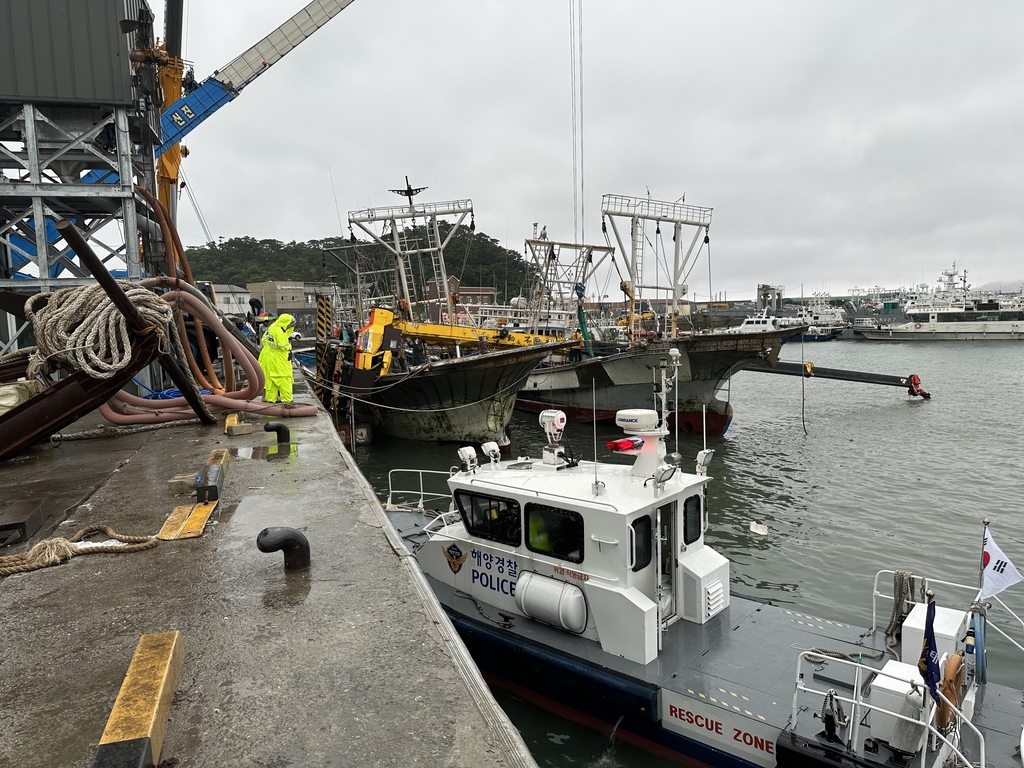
454, 491, 521, 546
525, 503, 584, 563
631, 515, 652, 572
683, 495, 702, 546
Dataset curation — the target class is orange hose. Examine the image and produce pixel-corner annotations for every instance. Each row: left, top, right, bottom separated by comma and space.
136, 185, 224, 393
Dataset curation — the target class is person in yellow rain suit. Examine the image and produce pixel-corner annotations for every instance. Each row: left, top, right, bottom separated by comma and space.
258, 313, 296, 403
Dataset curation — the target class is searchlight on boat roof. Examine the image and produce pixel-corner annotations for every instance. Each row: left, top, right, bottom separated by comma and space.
457, 445, 478, 471
695, 449, 714, 476
539, 410, 566, 444
481, 441, 501, 464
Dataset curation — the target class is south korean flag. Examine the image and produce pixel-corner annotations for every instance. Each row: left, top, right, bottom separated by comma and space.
979, 532, 1023, 600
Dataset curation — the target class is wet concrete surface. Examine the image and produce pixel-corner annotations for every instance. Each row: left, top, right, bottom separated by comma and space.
0, 379, 533, 767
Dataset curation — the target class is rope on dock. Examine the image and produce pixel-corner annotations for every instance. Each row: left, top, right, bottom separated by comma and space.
51, 419, 203, 443
24, 282, 174, 380
0, 525, 157, 577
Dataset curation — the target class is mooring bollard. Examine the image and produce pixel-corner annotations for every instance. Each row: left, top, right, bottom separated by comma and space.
263, 421, 290, 443
257, 527, 310, 570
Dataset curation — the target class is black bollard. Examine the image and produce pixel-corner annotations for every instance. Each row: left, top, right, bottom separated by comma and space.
257, 527, 310, 571
263, 421, 290, 443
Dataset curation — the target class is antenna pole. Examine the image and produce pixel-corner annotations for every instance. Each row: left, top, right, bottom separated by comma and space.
979, 517, 990, 589
593, 381, 598, 485
674, 357, 679, 455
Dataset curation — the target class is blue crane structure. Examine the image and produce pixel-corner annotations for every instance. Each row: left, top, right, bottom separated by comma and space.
156, 0, 355, 157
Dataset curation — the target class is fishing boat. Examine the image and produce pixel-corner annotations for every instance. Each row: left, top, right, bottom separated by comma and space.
318, 306, 572, 446
310, 194, 579, 447
778, 294, 848, 341
719, 309, 785, 334
384, 359, 1024, 767
858, 297, 1024, 341
516, 194, 791, 437
860, 265, 1024, 341
517, 330, 786, 437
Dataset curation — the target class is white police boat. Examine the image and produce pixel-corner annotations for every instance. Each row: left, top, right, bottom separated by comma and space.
384, 364, 1024, 767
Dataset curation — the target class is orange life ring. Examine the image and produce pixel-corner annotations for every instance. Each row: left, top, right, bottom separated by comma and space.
914, 323, 922, 329
937, 653, 965, 729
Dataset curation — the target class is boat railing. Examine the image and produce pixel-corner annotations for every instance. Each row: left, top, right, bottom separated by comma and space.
871, 570, 1024, 659
349, 199, 473, 223
385, 468, 454, 512
600, 193, 713, 226
792, 651, 985, 768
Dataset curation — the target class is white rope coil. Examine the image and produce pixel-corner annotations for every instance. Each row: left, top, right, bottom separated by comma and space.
23, 282, 173, 380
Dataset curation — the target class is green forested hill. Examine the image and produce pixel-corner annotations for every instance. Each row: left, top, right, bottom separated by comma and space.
184, 225, 536, 302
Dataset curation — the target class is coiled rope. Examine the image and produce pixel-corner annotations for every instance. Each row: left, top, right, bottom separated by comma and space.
0, 525, 158, 577
22, 282, 173, 380
884, 570, 917, 661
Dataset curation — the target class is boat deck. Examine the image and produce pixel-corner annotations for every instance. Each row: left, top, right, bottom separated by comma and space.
0, 373, 535, 768
388, 509, 1022, 767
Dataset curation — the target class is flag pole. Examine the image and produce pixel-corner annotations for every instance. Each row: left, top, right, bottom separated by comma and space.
979, 517, 990, 590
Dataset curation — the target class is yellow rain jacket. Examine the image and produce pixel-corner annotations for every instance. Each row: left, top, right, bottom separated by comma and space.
258, 313, 295, 402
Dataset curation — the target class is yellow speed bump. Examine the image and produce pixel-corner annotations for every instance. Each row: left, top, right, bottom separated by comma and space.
157, 502, 218, 541
93, 630, 183, 768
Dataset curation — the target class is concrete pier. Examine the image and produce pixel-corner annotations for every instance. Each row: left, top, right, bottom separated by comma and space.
0, 377, 535, 767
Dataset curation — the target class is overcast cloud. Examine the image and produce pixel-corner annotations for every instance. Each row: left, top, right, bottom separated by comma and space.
159, 1, 1024, 300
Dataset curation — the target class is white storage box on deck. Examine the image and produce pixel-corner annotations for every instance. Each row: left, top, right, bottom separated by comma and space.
869, 660, 925, 748
900, 603, 967, 669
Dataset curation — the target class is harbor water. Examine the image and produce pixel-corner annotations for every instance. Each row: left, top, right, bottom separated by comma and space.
354, 340, 1024, 767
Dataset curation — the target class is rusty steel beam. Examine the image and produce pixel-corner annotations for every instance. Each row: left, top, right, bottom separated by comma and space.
54, 219, 215, 424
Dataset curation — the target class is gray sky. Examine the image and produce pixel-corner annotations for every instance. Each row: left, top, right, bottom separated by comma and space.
161, 0, 1024, 301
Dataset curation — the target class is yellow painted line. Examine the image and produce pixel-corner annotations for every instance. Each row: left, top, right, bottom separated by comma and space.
157, 505, 195, 540
99, 631, 183, 763
207, 449, 230, 469
177, 501, 218, 539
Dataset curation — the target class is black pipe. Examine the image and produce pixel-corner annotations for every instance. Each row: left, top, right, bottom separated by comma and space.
257, 527, 310, 571
164, 0, 184, 58
264, 421, 290, 443
749, 361, 916, 389
54, 219, 216, 424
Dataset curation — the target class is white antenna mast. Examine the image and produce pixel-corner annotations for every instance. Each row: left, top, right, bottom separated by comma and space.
592, 381, 603, 496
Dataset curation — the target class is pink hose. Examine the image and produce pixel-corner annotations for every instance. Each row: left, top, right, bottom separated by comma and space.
98, 291, 318, 423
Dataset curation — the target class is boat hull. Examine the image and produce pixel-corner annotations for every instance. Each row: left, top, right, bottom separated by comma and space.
356, 344, 564, 445
859, 326, 1024, 341
516, 332, 784, 436
448, 609, 763, 768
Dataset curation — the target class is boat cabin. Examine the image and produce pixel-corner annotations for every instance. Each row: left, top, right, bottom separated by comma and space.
416, 409, 731, 665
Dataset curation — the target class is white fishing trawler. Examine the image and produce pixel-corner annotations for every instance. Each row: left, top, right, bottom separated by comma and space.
384, 358, 1024, 767
860, 266, 1024, 341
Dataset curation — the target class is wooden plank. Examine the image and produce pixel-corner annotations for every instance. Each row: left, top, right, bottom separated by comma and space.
176, 501, 218, 539
156, 505, 194, 541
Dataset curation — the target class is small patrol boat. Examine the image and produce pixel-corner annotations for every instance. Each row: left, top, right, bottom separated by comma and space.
384, 358, 1024, 768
